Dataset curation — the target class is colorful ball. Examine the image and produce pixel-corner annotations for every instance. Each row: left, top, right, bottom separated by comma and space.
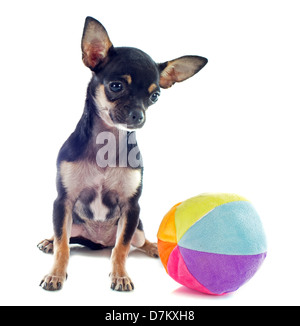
157, 193, 267, 295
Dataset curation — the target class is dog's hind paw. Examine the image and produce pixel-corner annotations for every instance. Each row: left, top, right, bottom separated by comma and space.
138, 240, 159, 258
37, 239, 54, 254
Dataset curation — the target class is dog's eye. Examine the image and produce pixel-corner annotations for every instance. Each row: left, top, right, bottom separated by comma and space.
150, 92, 160, 103
109, 82, 123, 92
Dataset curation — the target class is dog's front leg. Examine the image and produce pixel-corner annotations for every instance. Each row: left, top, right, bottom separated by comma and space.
110, 203, 139, 291
40, 199, 72, 291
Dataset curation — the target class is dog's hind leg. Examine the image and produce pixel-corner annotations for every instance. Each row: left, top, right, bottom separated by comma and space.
136, 239, 159, 258
131, 219, 159, 258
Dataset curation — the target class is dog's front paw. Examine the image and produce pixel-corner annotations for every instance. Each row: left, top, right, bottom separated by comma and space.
110, 273, 134, 292
40, 273, 67, 291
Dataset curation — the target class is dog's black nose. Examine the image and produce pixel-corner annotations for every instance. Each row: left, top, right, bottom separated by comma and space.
128, 109, 145, 126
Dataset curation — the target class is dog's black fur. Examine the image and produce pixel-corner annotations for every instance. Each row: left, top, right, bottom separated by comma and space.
38, 17, 207, 291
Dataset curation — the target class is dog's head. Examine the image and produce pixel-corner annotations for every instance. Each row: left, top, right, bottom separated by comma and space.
82, 17, 208, 130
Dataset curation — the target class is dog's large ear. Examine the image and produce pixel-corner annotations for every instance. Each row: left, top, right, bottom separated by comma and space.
81, 17, 113, 70
158, 56, 208, 89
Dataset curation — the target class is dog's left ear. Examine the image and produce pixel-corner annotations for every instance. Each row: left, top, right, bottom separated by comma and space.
81, 17, 113, 70
158, 56, 208, 89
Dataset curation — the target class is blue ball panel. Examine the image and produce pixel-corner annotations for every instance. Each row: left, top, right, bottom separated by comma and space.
178, 201, 267, 255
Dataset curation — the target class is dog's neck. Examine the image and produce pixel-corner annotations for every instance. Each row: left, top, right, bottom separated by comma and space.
81, 96, 141, 168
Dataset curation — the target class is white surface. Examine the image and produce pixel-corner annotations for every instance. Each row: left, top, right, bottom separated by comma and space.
0, 0, 299, 306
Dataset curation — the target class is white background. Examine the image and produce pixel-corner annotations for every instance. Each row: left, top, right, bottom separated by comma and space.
0, 0, 299, 306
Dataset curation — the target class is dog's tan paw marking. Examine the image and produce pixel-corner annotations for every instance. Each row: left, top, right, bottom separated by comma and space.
40, 273, 67, 291
110, 274, 134, 292
37, 239, 53, 254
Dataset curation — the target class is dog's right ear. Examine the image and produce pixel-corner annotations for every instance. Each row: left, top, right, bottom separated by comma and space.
81, 17, 113, 70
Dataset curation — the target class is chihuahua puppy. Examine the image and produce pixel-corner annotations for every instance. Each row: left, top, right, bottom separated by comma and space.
38, 17, 207, 291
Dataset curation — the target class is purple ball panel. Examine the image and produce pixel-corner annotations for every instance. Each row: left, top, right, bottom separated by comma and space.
179, 247, 267, 294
